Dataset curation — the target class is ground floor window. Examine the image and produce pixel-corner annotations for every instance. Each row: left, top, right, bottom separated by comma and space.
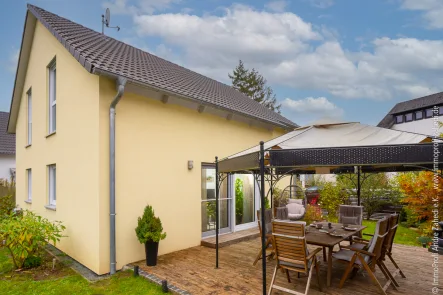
48, 164, 56, 206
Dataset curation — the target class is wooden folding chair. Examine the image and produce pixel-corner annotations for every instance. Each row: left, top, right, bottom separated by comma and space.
268, 221, 322, 295
253, 209, 275, 266
333, 217, 392, 295
374, 214, 406, 292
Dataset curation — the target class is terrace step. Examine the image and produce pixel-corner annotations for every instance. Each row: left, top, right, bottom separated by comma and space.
201, 227, 259, 248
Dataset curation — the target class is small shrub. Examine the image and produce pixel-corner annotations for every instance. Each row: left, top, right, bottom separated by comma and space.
23, 255, 43, 268
0, 194, 15, 221
135, 205, 166, 244
318, 182, 344, 220
304, 204, 323, 225
0, 210, 65, 269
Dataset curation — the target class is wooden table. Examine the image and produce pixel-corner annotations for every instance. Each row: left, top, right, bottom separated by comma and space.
305, 222, 366, 287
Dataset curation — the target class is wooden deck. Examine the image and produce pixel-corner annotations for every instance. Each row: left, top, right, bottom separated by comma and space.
201, 228, 260, 248
136, 238, 438, 295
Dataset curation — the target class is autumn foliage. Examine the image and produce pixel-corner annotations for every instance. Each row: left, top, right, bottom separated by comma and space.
397, 171, 443, 235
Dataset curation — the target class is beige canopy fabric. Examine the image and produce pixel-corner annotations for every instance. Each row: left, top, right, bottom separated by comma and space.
227, 122, 430, 159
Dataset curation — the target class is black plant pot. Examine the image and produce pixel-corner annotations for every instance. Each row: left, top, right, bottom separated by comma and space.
145, 241, 159, 266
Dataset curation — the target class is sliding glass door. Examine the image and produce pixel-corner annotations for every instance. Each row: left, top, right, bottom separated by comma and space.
201, 165, 231, 237
234, 174, 260, 231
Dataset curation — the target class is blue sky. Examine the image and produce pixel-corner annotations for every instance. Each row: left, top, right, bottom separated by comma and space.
1, 0, 443, 126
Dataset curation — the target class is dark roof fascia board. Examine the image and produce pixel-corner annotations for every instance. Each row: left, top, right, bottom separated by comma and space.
27, 4, 94, 74
93, 67, 294, 130
7, 11, 36, 134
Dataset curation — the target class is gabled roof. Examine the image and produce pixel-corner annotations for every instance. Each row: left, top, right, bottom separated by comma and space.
377, 92, 443, 128
8, 4, 297, 132
0, 112, 15, 154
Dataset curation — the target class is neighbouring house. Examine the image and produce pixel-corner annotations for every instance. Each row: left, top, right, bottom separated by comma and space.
378, 92, 443, 136
0, 112, 16, 180
8, 5, 297, 275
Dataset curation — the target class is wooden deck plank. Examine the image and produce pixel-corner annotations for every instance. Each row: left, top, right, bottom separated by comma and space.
136, 238, 439, 295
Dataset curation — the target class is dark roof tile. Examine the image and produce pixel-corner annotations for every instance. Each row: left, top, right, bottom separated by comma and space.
377, 92, 443, 128
27, 4, 297, 129
0, 112, 15, 154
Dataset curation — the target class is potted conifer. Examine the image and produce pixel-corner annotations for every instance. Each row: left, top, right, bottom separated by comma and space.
135, 205, 166, 266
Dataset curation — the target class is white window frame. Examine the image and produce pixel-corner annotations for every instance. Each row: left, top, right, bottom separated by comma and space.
27, 169, 32, 202
48, 61, 56, 134
27, 89, 32, 145
48, 165, 56, 206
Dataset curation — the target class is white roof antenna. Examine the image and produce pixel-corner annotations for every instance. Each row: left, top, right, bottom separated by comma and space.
102, 8, 120, 35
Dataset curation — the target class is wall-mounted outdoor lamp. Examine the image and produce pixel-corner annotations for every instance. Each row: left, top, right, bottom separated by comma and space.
188, 160, 194, 170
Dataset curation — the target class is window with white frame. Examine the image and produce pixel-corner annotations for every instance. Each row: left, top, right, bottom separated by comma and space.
48, 61, 56, 133
48, 165, 56, 206
27, 169, 32, 202
27, 89, 32, 145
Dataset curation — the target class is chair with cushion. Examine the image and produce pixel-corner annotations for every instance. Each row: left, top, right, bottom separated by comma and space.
339, 205, 363, 226
268, 220, 322, 295
333, 217, 392, 295
253, 209, 275, 266
353, 214, 405, 292
339, 205, 363, 242
286, 199, 306, 220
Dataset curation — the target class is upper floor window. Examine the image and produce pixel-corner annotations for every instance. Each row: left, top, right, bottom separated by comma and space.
395, 115, 404, 124
425, 108, 434, 118
404, 113, 413, 122
27, 88, 32, 145
48, 60, 56, 134
415, 110, 423, 120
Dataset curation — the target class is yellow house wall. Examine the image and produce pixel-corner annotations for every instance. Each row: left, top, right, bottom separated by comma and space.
16, 21, 101, 272
97, 77, 287, 273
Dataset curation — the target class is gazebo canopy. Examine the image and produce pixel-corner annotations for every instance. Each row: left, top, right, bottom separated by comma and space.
219, 122, 440, 174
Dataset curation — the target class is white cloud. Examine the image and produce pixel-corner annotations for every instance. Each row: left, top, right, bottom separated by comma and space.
7, 49, 19, 73
309, 0, 334, 9
102, 0, 180, 15
265, 0, 288, 12
282, 96, 343, 114
282, 97, 344, 125
400, 0, 443, 29
128, 4, 443, 102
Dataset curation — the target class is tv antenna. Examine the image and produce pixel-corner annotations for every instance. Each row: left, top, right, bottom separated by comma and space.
102, 8, 120, 35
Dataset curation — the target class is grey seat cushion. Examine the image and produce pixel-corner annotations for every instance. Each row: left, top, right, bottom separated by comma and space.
333, 248, 369, 264
349, 243, 366, 250
342, 216, 358, 225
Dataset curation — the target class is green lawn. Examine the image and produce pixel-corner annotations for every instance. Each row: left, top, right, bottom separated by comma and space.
362, 220, 421, 246
0, 247, 163, 295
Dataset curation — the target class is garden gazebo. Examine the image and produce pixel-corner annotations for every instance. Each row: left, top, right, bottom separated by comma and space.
214, 122, 442, 295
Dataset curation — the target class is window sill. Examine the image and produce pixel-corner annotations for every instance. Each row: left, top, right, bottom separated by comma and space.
44, 205, 56, 211
46, 132, 56, 138
25, 144, 31, 148
24, 200, 32, 204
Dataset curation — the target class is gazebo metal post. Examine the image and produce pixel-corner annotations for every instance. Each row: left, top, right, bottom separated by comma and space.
215, 156, 219, 269
357, 166, 361, 206
259, 141, 267, 295
270, 168, 273, 209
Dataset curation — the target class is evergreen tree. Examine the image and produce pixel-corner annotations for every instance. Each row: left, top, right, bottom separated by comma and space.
228, 60, 281, 113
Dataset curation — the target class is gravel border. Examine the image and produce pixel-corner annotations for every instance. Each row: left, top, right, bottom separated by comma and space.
45, 244, 110, 282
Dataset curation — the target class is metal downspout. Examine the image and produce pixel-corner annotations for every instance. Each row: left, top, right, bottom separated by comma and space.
110, 76, 127, 274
